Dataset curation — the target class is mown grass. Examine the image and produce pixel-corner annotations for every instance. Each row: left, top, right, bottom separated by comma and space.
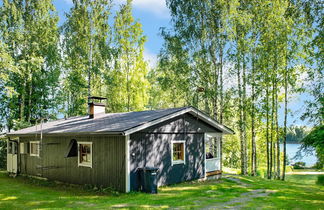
0, 171, 323, 209
286, 174, 320, 185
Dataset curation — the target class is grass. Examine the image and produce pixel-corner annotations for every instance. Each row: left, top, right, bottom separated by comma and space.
0, 171, 323, 209
286, 174, 320, 185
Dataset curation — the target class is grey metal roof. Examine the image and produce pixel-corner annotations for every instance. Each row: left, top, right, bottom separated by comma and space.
7, 107, 186, 136
7, 106, 234, 137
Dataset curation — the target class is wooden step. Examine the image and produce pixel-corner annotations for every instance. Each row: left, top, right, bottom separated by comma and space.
206, 170, 222, 177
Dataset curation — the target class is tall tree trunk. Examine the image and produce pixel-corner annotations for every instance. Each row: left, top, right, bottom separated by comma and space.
219, 45, 224, 124
210, 44, 218, 121
219, 44, 224, 172
237, 53, 246, 175
27, 77, 33, 123
242, 55, 248, 175
266, 82, 270, 179
270, 73, 275, 179
20, 83, 26, 121
276, 84, 280, 179
251, 51, 257, 176
282, 57, 288, 181
88, 9, 93, 105
126, 69, 130, 112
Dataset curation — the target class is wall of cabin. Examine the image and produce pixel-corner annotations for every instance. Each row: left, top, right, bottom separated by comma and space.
129, 113, 221, 191
19, 135, 126, 192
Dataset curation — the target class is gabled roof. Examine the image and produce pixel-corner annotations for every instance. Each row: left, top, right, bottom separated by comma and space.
7, 106, 234, 137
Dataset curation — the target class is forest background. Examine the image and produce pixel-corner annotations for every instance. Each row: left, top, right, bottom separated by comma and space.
0, 0, 323, 179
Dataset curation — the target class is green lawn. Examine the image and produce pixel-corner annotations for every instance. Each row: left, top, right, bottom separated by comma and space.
286, 174, 320, 185
0, 171, 323, 209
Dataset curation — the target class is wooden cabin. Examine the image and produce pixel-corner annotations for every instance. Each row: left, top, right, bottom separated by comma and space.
7, 100, 234, 192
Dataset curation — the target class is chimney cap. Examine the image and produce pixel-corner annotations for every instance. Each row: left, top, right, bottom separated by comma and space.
89, 96, 107, 100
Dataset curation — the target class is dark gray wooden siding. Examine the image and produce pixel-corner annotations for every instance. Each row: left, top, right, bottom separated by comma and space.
143, 113, 221, 133
129, 113, 220, 191
19, 135, 126, 192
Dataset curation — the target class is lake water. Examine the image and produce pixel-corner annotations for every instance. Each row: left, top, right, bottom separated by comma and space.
281, 144, 318, 167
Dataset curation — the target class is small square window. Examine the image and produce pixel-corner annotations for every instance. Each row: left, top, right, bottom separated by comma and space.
78, 142, 92, 168
172, 141, 185, 165
30, 141, 40, 157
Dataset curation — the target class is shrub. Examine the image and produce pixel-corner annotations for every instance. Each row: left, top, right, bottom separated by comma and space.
312, 162, 324, 170
256, 168, 267, 178
0, 138, 6, 169
316, 175, 324, 186
293, 162, 306, 169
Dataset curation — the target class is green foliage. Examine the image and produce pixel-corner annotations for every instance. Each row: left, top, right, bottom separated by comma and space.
159, 0, 314, 179
293, 162, 306, 169
300, 0, 323, 126
223, 135, 241, 169
108, 0, 149, 112
256, 167, 267, 178
301, 125, 324, 168
316, 175, 324, 186
62, 0, 112, 116
0, 0, 61, 130
0, 138, 6, 169
0, 0, 322, 184
150, 33, 193, 108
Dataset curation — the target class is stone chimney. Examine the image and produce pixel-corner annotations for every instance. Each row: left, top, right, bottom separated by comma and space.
88, 96, 107, 119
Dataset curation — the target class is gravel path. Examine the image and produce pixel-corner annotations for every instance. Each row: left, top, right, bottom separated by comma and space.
201, 176, 276, 210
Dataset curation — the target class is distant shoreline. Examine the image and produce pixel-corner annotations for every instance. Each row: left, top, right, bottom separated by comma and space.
282, 142, 301, 145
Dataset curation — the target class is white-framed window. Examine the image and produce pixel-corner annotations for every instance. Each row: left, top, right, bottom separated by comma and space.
78, 142, 92, 168
30, 141, 40, 157
171, 140, 186, 165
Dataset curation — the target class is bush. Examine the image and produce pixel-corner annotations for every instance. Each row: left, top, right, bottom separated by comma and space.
256, 167, 267, 178
316, 175, 324, 186
312, 161, 324, 170
0, 138, 6, 169
293, 162, 306, 169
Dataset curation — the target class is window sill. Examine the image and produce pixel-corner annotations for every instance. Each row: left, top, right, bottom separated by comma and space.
30, 154, 39, 157
78, 163, 92, 168
206, 157, 220, 160
172, 160, 185, 165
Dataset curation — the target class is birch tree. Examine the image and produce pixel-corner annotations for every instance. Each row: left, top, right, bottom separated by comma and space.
62, 0, 112, 116
108, 0, 149, 112
0, 0, 60, 128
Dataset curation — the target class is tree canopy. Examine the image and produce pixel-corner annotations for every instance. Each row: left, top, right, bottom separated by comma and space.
0, 0, 323, 177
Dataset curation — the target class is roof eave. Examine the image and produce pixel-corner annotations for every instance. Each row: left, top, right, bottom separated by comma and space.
123, 106, 234, 135
6, 131, 124, 138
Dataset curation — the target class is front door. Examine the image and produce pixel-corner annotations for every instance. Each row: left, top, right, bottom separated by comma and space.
7, 141, 18, 174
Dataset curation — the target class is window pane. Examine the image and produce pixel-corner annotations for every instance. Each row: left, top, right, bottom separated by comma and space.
173, 142, 184, 161
30, 142, 39, 156
79, 144, 91, 165
206, 137, 218, 159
